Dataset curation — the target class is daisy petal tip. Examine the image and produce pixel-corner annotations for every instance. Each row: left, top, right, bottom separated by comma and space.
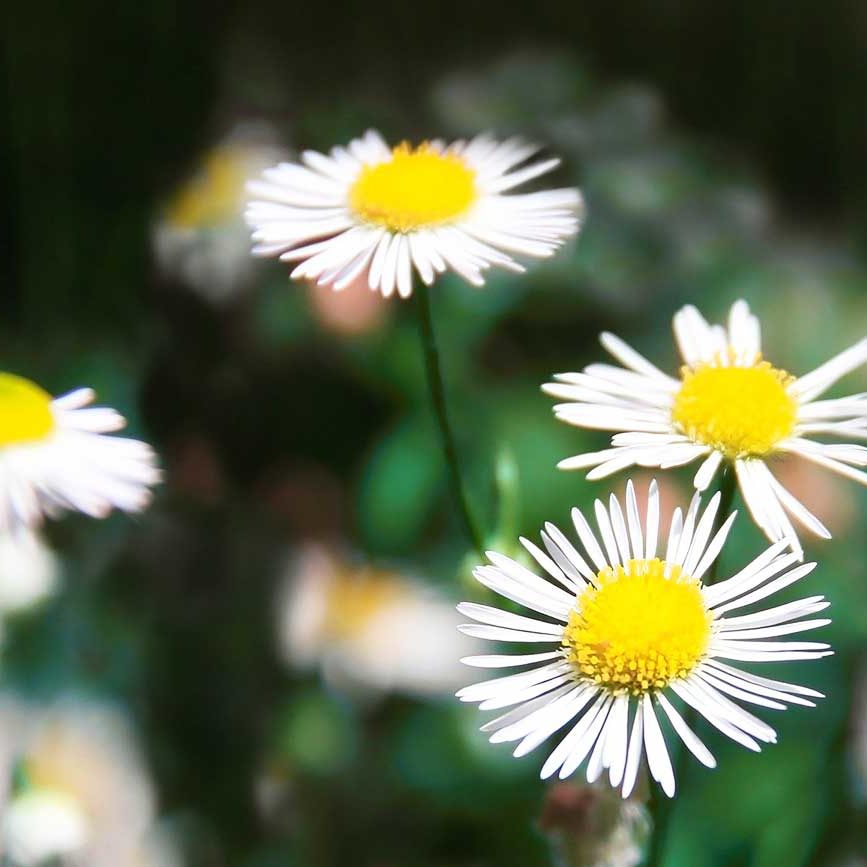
557, 457, 584, 471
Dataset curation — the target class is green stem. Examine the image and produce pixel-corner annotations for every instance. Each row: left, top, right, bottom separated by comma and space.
644, 466, 737, 867
413, 282, 485, 558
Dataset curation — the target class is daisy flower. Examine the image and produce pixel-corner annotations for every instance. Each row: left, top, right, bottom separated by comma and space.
0, 698, 157, 867
279, 544, 478, 697
154, 128, 285, 303
0, 373, 160, 531
544, 299, 867, 555
245, 130, 583, 298
457, 480, 830, 797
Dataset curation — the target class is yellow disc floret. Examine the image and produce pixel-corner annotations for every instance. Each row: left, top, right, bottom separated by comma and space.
563, 558, 711, 695
672, 356, 797, 459
349, 143, 477, 232
0, 373, 55, 447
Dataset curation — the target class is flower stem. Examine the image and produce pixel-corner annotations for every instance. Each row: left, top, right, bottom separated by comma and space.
644, 465, 737, 867
413, 282, 485, 558
709, 467, 738, 586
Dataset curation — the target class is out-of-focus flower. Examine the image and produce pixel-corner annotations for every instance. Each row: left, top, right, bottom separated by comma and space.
545, 299, 867, 555
246, 130, 583, 299
278, 544, 479, 697
0, 528, 59, 615
539, 782, 648, 867
0, 698, 159, 866
0, 374, 160, 532
306, 271, 389, 336
154, 128, 284, 303
458, 480, 829, 797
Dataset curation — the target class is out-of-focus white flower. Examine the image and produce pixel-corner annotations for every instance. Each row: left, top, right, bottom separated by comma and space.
0, 529, 59, 614
0, 698, 158, 867
3, 789, 89, 864
154, 127, 285, 303
278, 544, 479, 697
546, 299, 867, 555
246, 130, 583, 299
0, 374, 160, 532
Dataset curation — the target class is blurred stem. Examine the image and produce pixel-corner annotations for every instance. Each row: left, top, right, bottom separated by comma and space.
709, 466, 738, 586
413, 281, 485, 558
495, 445, 520, 545
644, 465, 737, 867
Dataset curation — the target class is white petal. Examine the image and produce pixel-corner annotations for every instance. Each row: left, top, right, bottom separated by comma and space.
621, 702, 644, 798
693, 450, 723, 491
600, 333, 680, 385
642, 694, 675, 797
645, 479, 660, 559
656, 692, 716, 767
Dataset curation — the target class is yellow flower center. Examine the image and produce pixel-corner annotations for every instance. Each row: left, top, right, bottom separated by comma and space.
671, 357, 797, 459
349, 143, 477, 232
0, 373, 55, 447
563, 558, 711, 695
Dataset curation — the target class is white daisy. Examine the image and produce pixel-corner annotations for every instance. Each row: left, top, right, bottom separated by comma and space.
154, 129, 285, 303
0, 373, 160, 531
278, 544, 479, 697
457, 480, 830, 797
0, 698, 157, 867
544, 299, 867, 555
245, 129, 583, 298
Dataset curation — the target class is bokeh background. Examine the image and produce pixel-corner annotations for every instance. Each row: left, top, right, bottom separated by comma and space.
4, 2, 867, 865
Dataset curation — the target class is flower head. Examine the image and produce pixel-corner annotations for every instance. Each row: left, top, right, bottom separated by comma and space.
154, 130, 284, 303
278, 544, 479, 697
245, 130, 583, 298
0, 698, 157, 867
0, 373, 160, 531
545, 299, 867, 554
458, 480, 830, 797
